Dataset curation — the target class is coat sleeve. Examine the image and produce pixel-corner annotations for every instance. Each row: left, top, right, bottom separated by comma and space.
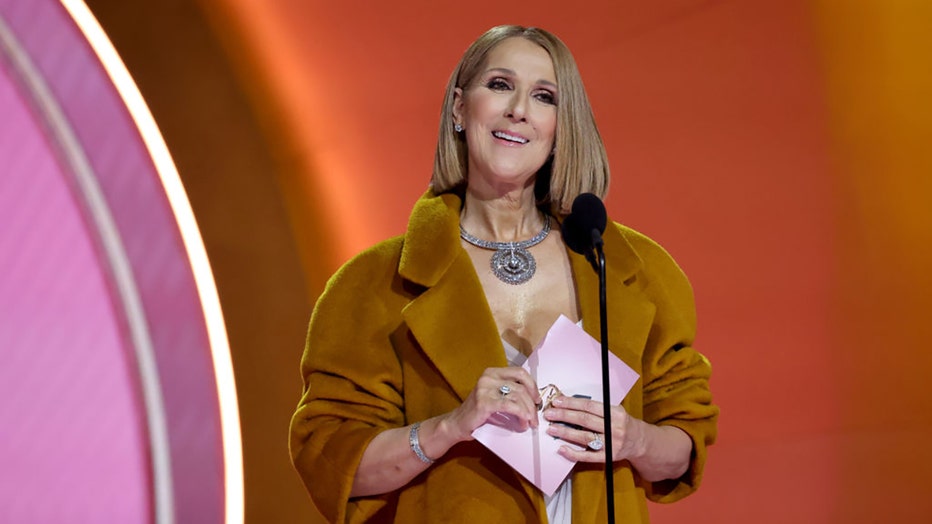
624, 229, 719, 503
289, 240, 407, 522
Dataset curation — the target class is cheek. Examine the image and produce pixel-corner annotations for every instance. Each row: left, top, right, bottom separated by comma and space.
537, 112, 557, 140
464, 93, 498, 123
540, 125, 557, 148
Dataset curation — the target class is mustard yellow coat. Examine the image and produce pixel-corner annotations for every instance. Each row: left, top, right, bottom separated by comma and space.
290, 191, 718, 523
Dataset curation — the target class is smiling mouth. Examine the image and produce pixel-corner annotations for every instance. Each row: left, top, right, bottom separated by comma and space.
492, 130, 529, 144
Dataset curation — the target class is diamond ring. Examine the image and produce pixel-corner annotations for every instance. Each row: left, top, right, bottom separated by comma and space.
499, 384, 512, 399
587, 433, 604, 451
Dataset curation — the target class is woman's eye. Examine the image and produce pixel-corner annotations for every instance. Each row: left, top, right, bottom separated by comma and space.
486, 78, 511, 91
534, 91, 557, 105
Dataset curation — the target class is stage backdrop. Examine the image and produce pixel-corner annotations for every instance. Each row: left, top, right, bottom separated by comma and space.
200, 0, 932, 521
5, 0, 928, 522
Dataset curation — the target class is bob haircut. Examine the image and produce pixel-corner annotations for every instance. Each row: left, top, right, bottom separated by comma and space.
431, 25, 610, 214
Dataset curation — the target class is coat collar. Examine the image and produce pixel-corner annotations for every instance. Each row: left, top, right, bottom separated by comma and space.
398, 191, 463, 287
398, 189, 645, 286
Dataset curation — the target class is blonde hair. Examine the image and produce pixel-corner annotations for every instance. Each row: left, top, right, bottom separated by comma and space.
431, 25, 610, 214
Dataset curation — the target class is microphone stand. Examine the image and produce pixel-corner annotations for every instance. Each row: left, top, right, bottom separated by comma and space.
592, 232, 614, 523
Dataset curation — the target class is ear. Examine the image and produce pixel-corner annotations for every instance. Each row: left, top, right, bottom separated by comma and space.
452, 87, 465, 126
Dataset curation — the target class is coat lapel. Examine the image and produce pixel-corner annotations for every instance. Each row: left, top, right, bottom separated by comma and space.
399, 191, 506, 402
569, 221, 655, 375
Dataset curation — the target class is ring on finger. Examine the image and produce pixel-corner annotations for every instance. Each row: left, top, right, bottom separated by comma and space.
499, 384, 512, 400
587, 433, 604, 451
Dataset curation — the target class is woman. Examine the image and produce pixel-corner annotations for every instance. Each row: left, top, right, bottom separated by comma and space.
290, 25, 718, 523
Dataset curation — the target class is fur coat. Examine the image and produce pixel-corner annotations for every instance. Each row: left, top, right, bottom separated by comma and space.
290, 190, 718, 523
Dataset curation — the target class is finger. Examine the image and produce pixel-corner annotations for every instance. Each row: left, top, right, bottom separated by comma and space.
499, 384, 540, 428
479, 379, 538, 429
543, 404, 602, 433
478, 368, 540, 419
544, 419, 595, 448
544, 423, 609, 463
486, 398, 537, 432
478, 367, 536, 394
555, 442, 607, 463
492, 367, 541, 403
551, 394, 602, 415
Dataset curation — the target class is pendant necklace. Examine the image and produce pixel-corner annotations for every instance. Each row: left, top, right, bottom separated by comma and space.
459, 216, 551, 285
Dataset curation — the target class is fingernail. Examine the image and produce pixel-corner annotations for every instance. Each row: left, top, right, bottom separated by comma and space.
552, 397, 563, 406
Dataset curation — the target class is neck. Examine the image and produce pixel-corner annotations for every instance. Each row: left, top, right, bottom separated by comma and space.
460, 183, 544, 242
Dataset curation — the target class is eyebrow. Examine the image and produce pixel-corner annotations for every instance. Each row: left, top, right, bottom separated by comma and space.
485, 67, 558, 89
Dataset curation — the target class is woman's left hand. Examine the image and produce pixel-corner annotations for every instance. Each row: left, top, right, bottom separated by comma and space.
542, 395, 644, 463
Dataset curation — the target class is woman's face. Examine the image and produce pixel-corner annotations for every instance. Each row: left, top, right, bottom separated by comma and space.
454, 37, 558, 192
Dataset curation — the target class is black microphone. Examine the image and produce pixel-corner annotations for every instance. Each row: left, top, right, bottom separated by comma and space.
561, 193, 607, 269
561, 192, 616, 524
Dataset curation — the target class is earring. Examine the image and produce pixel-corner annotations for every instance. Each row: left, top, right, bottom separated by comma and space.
454, 123, 463, 133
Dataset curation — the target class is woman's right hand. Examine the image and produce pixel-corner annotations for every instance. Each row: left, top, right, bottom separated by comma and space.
350, 367, 540, 497
442, 366, 542, 442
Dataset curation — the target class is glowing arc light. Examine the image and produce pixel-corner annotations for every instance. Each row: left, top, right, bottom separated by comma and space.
58, 1, 245, 523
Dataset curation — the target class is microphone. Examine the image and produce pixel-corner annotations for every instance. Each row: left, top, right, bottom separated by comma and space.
561, 192, 616, 523
561, 193, 607, 269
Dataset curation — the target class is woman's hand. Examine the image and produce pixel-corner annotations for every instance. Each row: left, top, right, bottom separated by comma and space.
542, 395, 692, 481
542, 395, 642, 462
351, 367, 539, 497
442, 366, 542, 443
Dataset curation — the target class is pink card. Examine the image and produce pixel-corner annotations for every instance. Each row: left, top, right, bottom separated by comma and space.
471, 315, 640, 496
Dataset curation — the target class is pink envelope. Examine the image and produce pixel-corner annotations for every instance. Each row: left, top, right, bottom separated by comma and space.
471, 315, 640, 496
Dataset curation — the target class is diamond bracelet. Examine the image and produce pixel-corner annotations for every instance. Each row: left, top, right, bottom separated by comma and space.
408, 422, 434, 464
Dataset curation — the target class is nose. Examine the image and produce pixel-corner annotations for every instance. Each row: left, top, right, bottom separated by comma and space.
505, 92, 528, 122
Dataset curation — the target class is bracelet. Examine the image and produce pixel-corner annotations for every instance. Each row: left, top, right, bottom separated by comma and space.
408, 422, 435, 464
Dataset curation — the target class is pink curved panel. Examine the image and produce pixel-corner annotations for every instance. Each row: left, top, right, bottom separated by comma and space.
0, 0, 225, 522
0, 58, 150, 523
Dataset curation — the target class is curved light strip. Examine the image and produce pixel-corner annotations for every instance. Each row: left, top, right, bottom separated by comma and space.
0, 10, 175, 524
59, 2, 245, 523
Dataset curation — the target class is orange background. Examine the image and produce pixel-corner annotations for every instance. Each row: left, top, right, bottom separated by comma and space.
86, 0, 932, 521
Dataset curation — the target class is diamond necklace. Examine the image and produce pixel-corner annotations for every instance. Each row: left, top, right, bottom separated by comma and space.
459, 216, 551, 285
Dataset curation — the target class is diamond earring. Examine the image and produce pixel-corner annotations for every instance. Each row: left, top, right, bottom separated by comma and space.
454, 123, 463, 133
